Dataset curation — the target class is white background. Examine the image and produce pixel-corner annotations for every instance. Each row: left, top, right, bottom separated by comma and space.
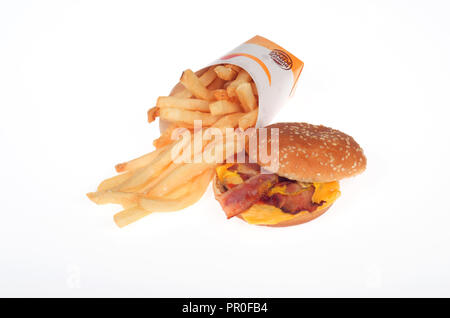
1, 0, 449, 297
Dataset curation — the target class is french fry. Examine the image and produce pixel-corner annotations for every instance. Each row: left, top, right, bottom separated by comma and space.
115, 145, 167, 173
142, 169, 213, 208
229, 96, 240, 104
145, 163, 215, 197
223, 81, 231, 89
251, 82, 258, 95
207, 77, 226, 90
172, 88, 192, 98
212, 112, 245, 128
117, 130, 197, 193
113, 169, 214, 228
236, 82, 257, 111
153, 136, 172, 149
160, 107, 221, 127
114, 206, 151, 228
226, 70, 252, 97
198, 67, 217, 87
212, 89, 229, 101
238, 108, 258, 130
214, 65, 237, 81
236, 69, 252, 82
117, 144, 176, 192
201, 137, 239, 164
180, 69, 214, 101
163, 182, 191, 200
153, 124, 178, 149
157, 96, 210, 112
173, 126, 228, 163
97, 171, 133, 191
223, 138, 246, 161
225, 64, 242, 72
173, 67, 217, 98
150, 164, 211, 200
87, 191, 140, 208
168, 121, 197, 129
140, 161, 179, 194
123, 133, 196, 196
147, 106, 160, 123
209, 100, 242, 116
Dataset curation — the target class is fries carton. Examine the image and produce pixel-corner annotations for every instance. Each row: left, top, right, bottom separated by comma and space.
165, 35, 303, 130
209, 35, 303, 127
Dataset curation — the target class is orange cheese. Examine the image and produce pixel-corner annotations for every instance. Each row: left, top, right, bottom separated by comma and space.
312, 181, 340, 209
216, 164, 243, 186
267, 184, 310, 197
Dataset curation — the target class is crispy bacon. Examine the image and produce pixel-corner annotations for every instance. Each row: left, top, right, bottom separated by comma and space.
279, 186, 321, 214
262, 182, 322, 214
216, 173, 278, 218
228, 162, 260, 181
261, 193, 287, 208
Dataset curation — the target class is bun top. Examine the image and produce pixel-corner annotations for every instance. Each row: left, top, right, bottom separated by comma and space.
247, 122, 366, 183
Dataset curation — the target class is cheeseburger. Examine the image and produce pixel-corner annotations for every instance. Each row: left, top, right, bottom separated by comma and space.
213, 122, 366, 226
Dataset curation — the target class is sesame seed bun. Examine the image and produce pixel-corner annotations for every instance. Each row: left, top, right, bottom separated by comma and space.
212, 175, 332, 227
247, 122, 366, 183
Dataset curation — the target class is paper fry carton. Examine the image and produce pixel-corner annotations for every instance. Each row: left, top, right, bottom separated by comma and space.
163, 35, 303, 131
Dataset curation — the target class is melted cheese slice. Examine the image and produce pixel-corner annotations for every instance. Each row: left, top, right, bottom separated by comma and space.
312, 181, 340, 209
216, 164, 243, 186
267, 184, 309, 197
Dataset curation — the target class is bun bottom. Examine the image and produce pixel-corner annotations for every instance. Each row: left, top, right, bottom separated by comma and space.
213, 175, 332, 227
236, 205, 331, 227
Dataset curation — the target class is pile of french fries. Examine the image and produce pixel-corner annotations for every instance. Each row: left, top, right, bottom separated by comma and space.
87, 64, 258, 227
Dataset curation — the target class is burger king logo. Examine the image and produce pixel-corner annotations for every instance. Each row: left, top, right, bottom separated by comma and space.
269, 49, 293, 70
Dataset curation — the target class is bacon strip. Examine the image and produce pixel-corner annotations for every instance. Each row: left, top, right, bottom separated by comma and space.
262, 182, 322, 214
227, 162, 260, 181
216, 173, 278, 218
279, 186, 320, 214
